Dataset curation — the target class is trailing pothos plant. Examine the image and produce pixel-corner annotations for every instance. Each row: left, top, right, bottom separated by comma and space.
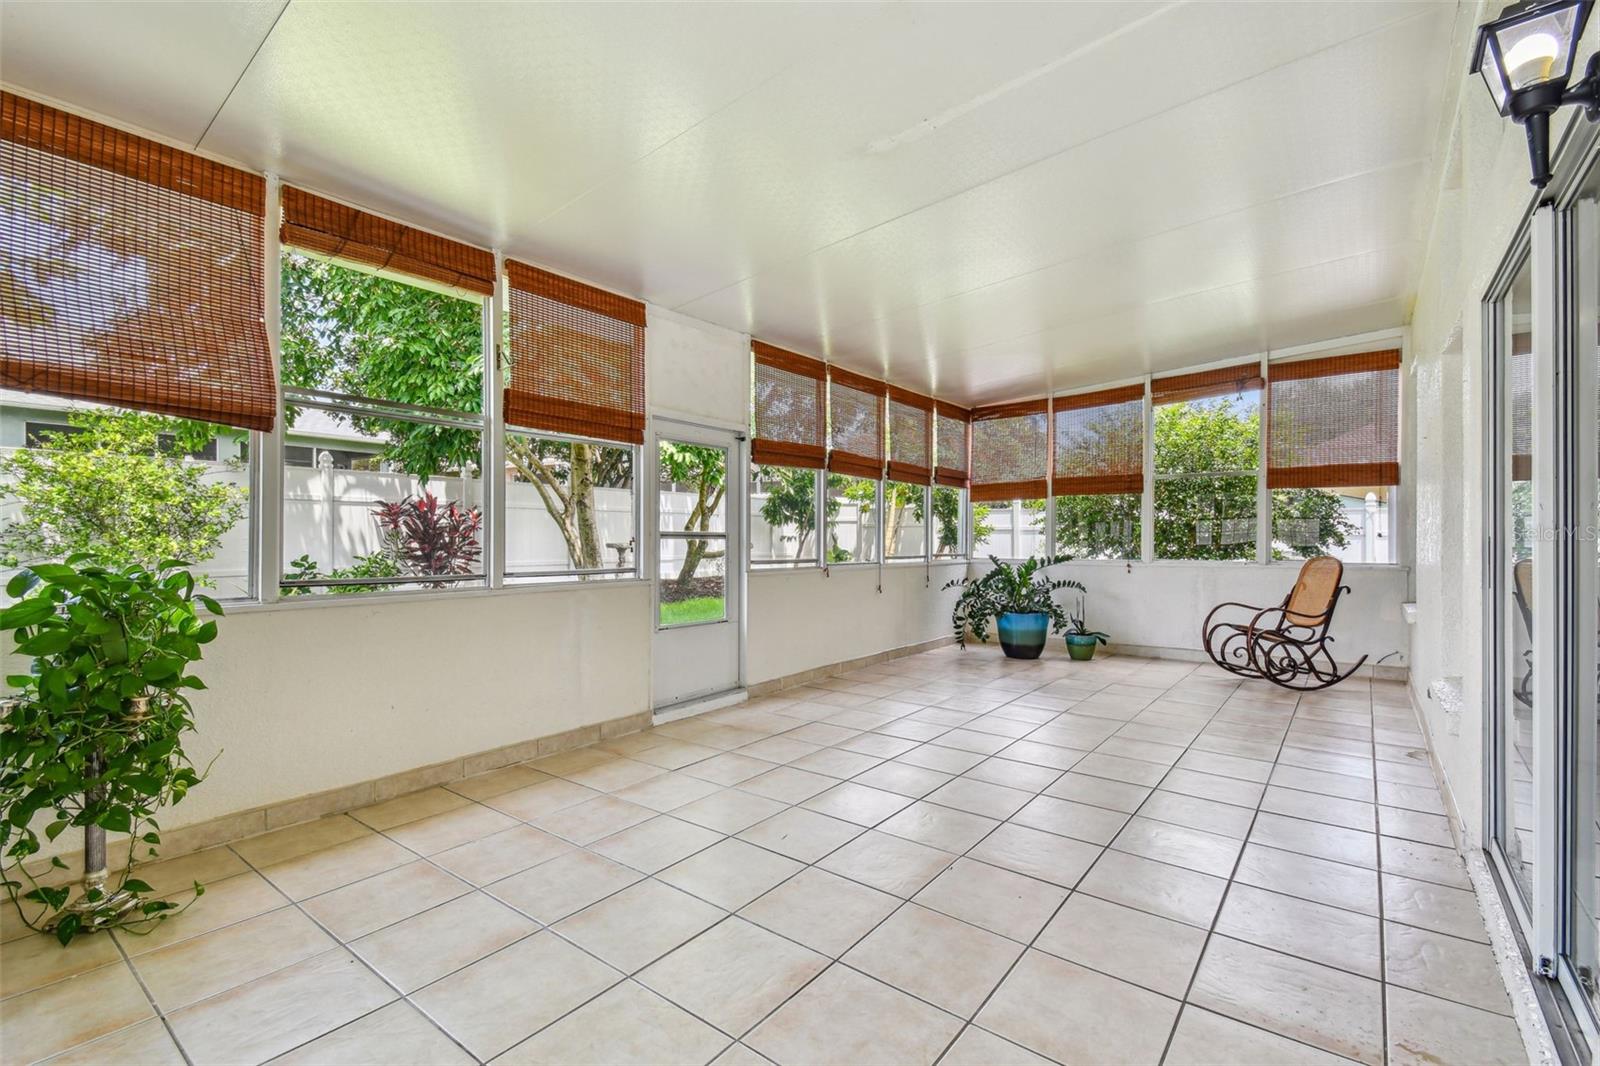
0, 557, 218, 944
942, 555, 1087, 648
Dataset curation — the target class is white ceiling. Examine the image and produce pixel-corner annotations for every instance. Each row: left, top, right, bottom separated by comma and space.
1, 1, 1458, 405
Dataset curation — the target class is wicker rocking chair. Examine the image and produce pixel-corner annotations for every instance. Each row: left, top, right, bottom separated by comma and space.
1202, 556, 1367, 691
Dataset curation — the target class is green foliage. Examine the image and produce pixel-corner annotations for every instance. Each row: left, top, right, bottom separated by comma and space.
660, 443, 727, 585
0, 410, 246, 572
943, 556, 1084, 648
756, 466, 828, 559
282, 551, 403, 596
0, 558, 216, 944
659, 596, 725, 626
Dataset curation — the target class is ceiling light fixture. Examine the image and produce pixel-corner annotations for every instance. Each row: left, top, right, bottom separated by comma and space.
1472, 0, 1599, 187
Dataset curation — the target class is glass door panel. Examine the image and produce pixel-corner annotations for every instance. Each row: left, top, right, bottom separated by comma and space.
657, 440, 729, 627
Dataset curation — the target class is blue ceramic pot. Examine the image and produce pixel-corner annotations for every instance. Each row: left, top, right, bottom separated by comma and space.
1064, 633, 1100, 661
997, 612, 1049, 660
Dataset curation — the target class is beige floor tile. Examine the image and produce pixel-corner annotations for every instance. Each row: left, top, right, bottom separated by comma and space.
1215, 883, 1381, 978
1382, 873, 1489, 942
1386, 986, 1527, 1066
1072, 751, 1168, 786
1139, 789, 1257, 839
630, 739, 725, 771
851, 760, 953, 798
117, 870, 290, 957
133, 905, 335, 1010
817, 830, 956, 897
559, 754, 668, 792
352, 787, 470, 831
993, 739, 1086, 772
233, 815, 373, 868
1377, 782, 1447, 815
167, 949, 395, 1065
498, 980, 730, 1065
746, 963, 962, 1066
967, 822, 1102, 888
129, 846, 251, 897
487, 849, 642, 923
1380, 837, 1470, 889
1383, 922, 1511, 1014
1190, 936, 1383, 1065
42, 1017, 185, 1065
1159, 767, 1266, 807
302, 860, 470, 941
898, 744, 988, 775
612, 771, 726, 812
790, 747, 883, 779
976, 948, 1179, 1065
1077, 849, 1227, 928
485, 778, 603, 821
1035, 893, 1207, 997
738, 736, 823, 764
680, 752, 780, 786
258, 832, 417, 901
1, 924, 123, 998
272, 1000, 473, 1065
445, 763, 551, 801
1249, 812, 1377, 869
1272, 764, 1375, 802
411, 932, 619, 1061
736, 807, 863, 862
1233, 843, 1380, 916
939, 1026, 1054, 1065
736, 765, 838, 803
554, 879, 724, 972
845, 903, 1022, 1017
350, 891, 536, 992
837, 731, 921, 759
384, 803, 518, 855
1043, 771, 1153, 812
532, 795, 656, 844
0, 962, 153, 1063
1012, 794, 1130, 845
877, 800, 999, 853
801, 782, 915, 826
589, 815, 723, 873
1261, 785, 1375, 832
658, 838, 803, 910
914, 857, 1066, 942
1165, 1006, 1355, 1065
640, 917, 828, 1036
961, 757, 1062, 793
739, 866, 900, 957
674, 789, 789, 834
430, 824, 572, 886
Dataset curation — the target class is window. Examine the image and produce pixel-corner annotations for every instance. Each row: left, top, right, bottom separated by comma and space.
1273, 487, 1390, 562
932, 486, 967, 558
278, 248, 487, 596
658, 440, 727, 625
506, 433, 635, 581
1053, 384, 1143, 560
1152, 364, 1263, 561
972, 498, 1045, 560
1055, 493, 1141, 560
826, 474, 879, 564
884, 480, 928, 560
751, 465, 819, 567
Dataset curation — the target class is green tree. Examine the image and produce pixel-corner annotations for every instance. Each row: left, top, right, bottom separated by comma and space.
0, 410, 246, 572
755, 466, 831, 559
659, 443, 726, 586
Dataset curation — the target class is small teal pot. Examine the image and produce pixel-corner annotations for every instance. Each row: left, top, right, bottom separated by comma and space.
1064, 633, 1100, 661
997, 612, 1049, 660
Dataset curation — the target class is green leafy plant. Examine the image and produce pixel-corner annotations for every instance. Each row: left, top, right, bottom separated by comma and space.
943, 556, 1085, 647
0, 557, 217, 944
1065, 591, 1110, 645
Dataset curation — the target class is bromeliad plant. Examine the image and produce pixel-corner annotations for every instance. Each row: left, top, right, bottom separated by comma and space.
1, 557, 217, 944
943, 555, 1087, 648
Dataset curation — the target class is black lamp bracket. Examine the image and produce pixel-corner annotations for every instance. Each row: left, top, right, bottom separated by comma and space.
1564, 53, 1600, 118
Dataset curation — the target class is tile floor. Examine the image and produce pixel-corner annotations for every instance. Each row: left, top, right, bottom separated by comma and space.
0, 646, 1526, 1065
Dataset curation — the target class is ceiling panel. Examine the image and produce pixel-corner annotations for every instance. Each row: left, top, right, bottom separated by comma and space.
0, 1, 1458, 406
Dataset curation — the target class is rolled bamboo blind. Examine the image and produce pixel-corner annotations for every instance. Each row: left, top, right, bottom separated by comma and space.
1053, 384, 1145, 495
503, 260, 647, 445
751, 341, 826, 469
970, 399, 1050, 502
934, 400, 972, 489
827, 366, 886, 479
280, 187, 495, 296
1266, 350, 1400, 489
0, 92, 276, 431
886, 384, 933, 483
1151, 362, 1264, 406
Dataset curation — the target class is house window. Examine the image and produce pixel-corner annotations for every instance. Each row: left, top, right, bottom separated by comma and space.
1152, 365, 1262, 561
751, 465, 820, 567
1054, 492, 1141, 560
506, 433, 636, 581
884, 480, 928, 560
972, 498, 1045, 560
932, 486, 967, 558
278, 251, 486, 595
826, 474, 879, 564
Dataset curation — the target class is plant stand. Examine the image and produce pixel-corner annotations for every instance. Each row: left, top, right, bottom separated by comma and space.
45, 821, 140, 933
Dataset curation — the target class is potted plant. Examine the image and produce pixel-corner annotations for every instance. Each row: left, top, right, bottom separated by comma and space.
0, 557, 217, 944
944, 556, 1084, 659
1063, 591, 1110, 661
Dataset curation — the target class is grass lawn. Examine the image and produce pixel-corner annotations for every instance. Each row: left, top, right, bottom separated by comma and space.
659, 595, 725, 626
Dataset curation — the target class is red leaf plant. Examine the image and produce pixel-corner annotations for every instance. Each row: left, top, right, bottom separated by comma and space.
370, 493, 482, 584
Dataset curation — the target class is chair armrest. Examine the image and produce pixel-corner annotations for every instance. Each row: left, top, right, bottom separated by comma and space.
1203, 600, 1266, 631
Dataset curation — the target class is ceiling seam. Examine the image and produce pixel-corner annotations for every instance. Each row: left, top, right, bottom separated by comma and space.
665, 6, 1438, 314
192, 0, 292, 149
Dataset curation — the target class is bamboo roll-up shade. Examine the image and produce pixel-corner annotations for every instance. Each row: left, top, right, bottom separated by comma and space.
752, 341, 827, 469
280, 186, 495, 296
934, 401, 972, 488
970, 399, 1049, 502
1151, 362, 1264, 406
1267, 350, 1400, 489
886, 385, 933, 483
0, 92, 276, 431
828, 366, 886, 479
504, 260, 647, 444
1053, 384, 1145, 495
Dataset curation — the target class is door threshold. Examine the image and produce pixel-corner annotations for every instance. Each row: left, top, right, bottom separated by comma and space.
653, 688, 748, 725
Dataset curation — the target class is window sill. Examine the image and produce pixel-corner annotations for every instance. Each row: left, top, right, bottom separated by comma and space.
221, 577, 650, 614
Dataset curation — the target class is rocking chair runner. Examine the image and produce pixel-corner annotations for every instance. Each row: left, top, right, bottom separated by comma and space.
1202, 556, 1367, 690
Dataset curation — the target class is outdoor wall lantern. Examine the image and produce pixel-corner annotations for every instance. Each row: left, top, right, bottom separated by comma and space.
1472, 0, 1599, 187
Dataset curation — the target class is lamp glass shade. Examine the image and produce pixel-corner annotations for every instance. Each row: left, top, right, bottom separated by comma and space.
1473, 0, 1591, 112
